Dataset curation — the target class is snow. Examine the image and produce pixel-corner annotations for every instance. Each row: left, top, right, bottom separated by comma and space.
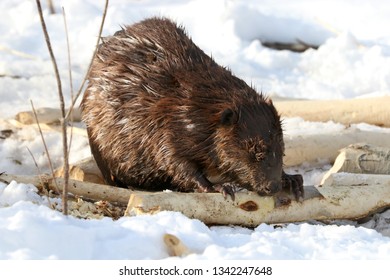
0, 0, 390, 260
1, 182, 389, 260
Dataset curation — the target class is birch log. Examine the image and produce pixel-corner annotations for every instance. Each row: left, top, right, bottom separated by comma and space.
13, 96, 390, 127
11, 103, 390, 167
274, 96, 390, 127
125, 173, 390, 226
15, 107, 82, 124
321, 143, 390, 184
6, 119, 88, 137
284, 128, 390, 166
10, 111, 389, 168
1, 172, 389, 225
0, 173, 132, 206
54, 157, 105, 184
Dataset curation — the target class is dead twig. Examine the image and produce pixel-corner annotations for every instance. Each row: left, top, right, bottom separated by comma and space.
36, 0, 69, 215
62, 7, 75, 159
0, 44, 37, 60
30, 100, 60, 195
26, 146, 56, 209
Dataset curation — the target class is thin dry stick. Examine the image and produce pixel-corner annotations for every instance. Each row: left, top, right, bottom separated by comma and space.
30, 100, 60, 195
36, 0, 69, 215
62, 7, 74, 158
26, 146, 56, 210
26, 147, 44, 179
65, 0, 109, 121
0, 44, 37, 60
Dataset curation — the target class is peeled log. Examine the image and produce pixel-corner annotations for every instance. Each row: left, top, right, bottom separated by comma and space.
15, 107, 82, 124
7, 119, 88, 137
125, 173, 390, 226
321, 143, 390, 184
283, 128, 390, 166
274, 96, 390, 127
14, 96, 390, 127
1, 172, 389, 225
8, 107, 390, 168
0, 173, 132, 206
54, 157, 105, 184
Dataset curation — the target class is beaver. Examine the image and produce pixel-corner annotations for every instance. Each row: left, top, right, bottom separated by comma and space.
81, 17, 304, 200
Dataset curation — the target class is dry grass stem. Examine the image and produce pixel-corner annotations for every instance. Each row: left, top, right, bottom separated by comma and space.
26, 146, 56, 209
62, 7, 75, 158
30, 100, 60, 195
36, 0, 69, 215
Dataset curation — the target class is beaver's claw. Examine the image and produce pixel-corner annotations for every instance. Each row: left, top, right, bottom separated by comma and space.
199, 182, 239, 201
213, 182, 241, 201
282, 172, 304, 201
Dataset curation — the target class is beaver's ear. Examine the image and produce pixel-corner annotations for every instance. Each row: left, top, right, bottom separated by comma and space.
265, 97, 274, 106
220, 108, 238, 126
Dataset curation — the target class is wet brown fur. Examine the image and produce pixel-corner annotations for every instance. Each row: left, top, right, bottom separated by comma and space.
81, 17, 303, 198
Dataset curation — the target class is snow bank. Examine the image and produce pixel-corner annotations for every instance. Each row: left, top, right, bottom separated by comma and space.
1, 0, 390, 260
0, 181, 389, 260
1, 0, 390, 118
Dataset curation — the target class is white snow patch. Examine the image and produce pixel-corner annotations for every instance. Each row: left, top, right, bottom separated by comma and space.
1, 0, 390, 260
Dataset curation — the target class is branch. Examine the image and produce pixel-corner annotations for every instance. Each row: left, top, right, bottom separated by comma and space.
62, 7, 75, 158
30, 100, 60, 194
36, 0, 69, 215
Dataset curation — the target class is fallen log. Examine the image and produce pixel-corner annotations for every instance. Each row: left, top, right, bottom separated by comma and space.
6, 119, 88, 137
0, 173, 132, 206
124, 173, 390, 226
9, 113, 389, 168
321, 143, 390, 184
274, 96, 390, 127
9, 106, 390, 168
1, 172, 389, 226
284, 128, 390, 166
49, 128, 390, 169
54, 157, 105, 184
13, 96, 390, 128
15, 107, 82, 125
15, 96, 390, 127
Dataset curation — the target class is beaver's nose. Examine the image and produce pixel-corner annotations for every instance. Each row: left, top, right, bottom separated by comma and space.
256, 180, 281, 196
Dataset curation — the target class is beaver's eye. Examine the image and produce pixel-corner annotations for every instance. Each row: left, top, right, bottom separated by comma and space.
250, 142, 266, 162
254, 147, 265, 161
255, 152, 265, 161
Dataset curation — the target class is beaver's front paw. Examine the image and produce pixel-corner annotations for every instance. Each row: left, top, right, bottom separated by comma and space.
282, 172, 304, 201
213, 182, 241, 201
